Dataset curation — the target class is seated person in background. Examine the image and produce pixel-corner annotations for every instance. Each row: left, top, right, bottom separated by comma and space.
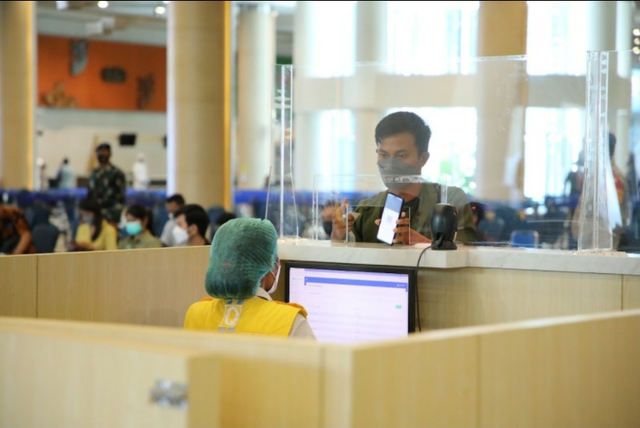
160, 193, 185, 247
210, 211, 237, 240
118, 204, 162, 250
184, 218, 315, 339
470, 202, 486, 242
173, 204, 210, 246
0, 200, 35, 255
72, 198, 117, 251
332, 111, 476, 245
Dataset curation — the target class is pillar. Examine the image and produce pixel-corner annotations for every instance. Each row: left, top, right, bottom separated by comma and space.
292, 1, 324, 192
352, 1, 388, 180
167, 1, 231, 209
614, 1, 633, 170
474, 1, 527, 202
236, 4, 276, 190
0, 2, 35, 190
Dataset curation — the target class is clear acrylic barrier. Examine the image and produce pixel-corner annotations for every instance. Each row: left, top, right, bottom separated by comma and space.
267, 51, 638, 252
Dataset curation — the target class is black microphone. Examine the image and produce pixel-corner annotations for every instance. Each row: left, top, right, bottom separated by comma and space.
431, 203, 458, 250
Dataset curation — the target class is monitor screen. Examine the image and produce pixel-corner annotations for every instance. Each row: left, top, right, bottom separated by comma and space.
285, 262, 416, 344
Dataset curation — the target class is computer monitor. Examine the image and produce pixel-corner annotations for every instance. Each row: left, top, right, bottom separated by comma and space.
285, 261, 416, 344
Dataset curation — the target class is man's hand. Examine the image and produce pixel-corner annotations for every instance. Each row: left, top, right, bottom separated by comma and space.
374, 211, 431, 245
330, 198, 355, 241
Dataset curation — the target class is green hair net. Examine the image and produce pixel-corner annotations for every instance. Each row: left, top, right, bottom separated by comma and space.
205, 217, 278, 299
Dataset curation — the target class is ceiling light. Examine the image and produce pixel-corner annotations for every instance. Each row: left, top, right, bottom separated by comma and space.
163, 1, 170, 3
635, 38, 640, 45
155, 5, 166, 14
633, 47, 640, 54
97, 1, 109, 8
634, 29, 640, 37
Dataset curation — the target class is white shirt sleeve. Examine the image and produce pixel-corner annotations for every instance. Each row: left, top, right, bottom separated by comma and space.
289, 314, 316, 340
160, 219, 176, 246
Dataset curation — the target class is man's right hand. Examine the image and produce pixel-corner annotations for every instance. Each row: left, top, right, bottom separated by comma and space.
330, 198, 355, 240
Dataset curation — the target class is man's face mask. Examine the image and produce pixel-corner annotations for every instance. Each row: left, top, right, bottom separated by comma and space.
377, 157, 422, 191
97, 154, 109, 164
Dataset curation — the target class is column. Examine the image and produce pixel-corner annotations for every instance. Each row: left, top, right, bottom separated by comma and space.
0, 2, 36, 190
474, 1, 527, 202
236, 4, 276, 190
292, 1, 324, 192
352, 1, 388, 179
167, 1, 231, 209
614, 1, 633, 169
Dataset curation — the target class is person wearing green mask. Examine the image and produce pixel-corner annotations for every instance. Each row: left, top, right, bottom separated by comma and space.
117, 204, 162, 250
331, 111, 476, 245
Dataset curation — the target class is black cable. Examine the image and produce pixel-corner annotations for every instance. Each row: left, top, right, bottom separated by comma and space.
414, 244, 432, 332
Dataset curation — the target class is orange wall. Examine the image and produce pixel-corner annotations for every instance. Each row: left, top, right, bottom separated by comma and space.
38, 35, 166, 112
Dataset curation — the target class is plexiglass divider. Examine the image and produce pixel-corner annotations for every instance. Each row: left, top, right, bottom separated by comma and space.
267, 51, 636, 252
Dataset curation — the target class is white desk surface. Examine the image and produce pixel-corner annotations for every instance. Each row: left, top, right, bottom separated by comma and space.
277, 238, 640, 276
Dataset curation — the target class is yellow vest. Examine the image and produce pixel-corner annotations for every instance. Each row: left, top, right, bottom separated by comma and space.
184, 297, 308, 337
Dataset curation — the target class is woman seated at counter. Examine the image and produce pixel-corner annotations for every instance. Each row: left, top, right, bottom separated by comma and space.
71, 198, 117, 251
184, 217, 315, 339
118, 204, 162, 250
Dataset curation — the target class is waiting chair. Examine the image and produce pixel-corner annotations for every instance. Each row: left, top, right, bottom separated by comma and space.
510, 230, 539, 249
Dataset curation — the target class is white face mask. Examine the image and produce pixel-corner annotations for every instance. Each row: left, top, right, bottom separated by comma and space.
268, 261, 281, 294
172, 225, 189, 246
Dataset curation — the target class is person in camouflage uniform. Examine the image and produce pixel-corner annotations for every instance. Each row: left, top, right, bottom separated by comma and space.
88, 143, 126, 225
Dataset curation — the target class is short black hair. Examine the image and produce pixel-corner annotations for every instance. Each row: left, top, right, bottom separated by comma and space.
166, 194, 185, 205
215, 211, 237, 227
96, 142, 111, 152
176, 204, 210, 238
375, 111, 431, 154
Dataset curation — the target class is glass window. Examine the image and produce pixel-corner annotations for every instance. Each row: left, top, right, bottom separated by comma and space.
387, 1, 479, 76
526, 1, 588, 76
524, 107, 585, 201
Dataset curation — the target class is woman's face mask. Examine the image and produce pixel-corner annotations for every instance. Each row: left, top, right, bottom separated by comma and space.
125, 221, 143, 236
172, 225, 189, 246
268, 259, 281, 294
81, 214, 94, 224
377, 157, 422, 191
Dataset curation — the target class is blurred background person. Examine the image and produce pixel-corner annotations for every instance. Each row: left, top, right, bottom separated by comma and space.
0, 200, 35, 255
160, 193, 186, 247
132, 152, 149, 191
210, 211, 237, 241
470, 202, 486, 242
118, 204, 162, 249
88, 143, 126, 226
71, 198, 117, 251
174, 204, 211, 246
56, 158, 75, 190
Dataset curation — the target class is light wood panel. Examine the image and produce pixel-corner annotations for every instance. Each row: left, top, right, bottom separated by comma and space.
479, 311, 640, 428
324, 332, 478, 428
0, 326, 220, 428
419, 268, 622, 329
623, 275, 640, 309
36, 246, 210, 327
0, 316, 324, 428
0, 255, 37, 317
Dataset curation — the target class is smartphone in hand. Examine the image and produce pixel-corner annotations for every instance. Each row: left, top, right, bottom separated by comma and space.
377, 192, 404, 245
